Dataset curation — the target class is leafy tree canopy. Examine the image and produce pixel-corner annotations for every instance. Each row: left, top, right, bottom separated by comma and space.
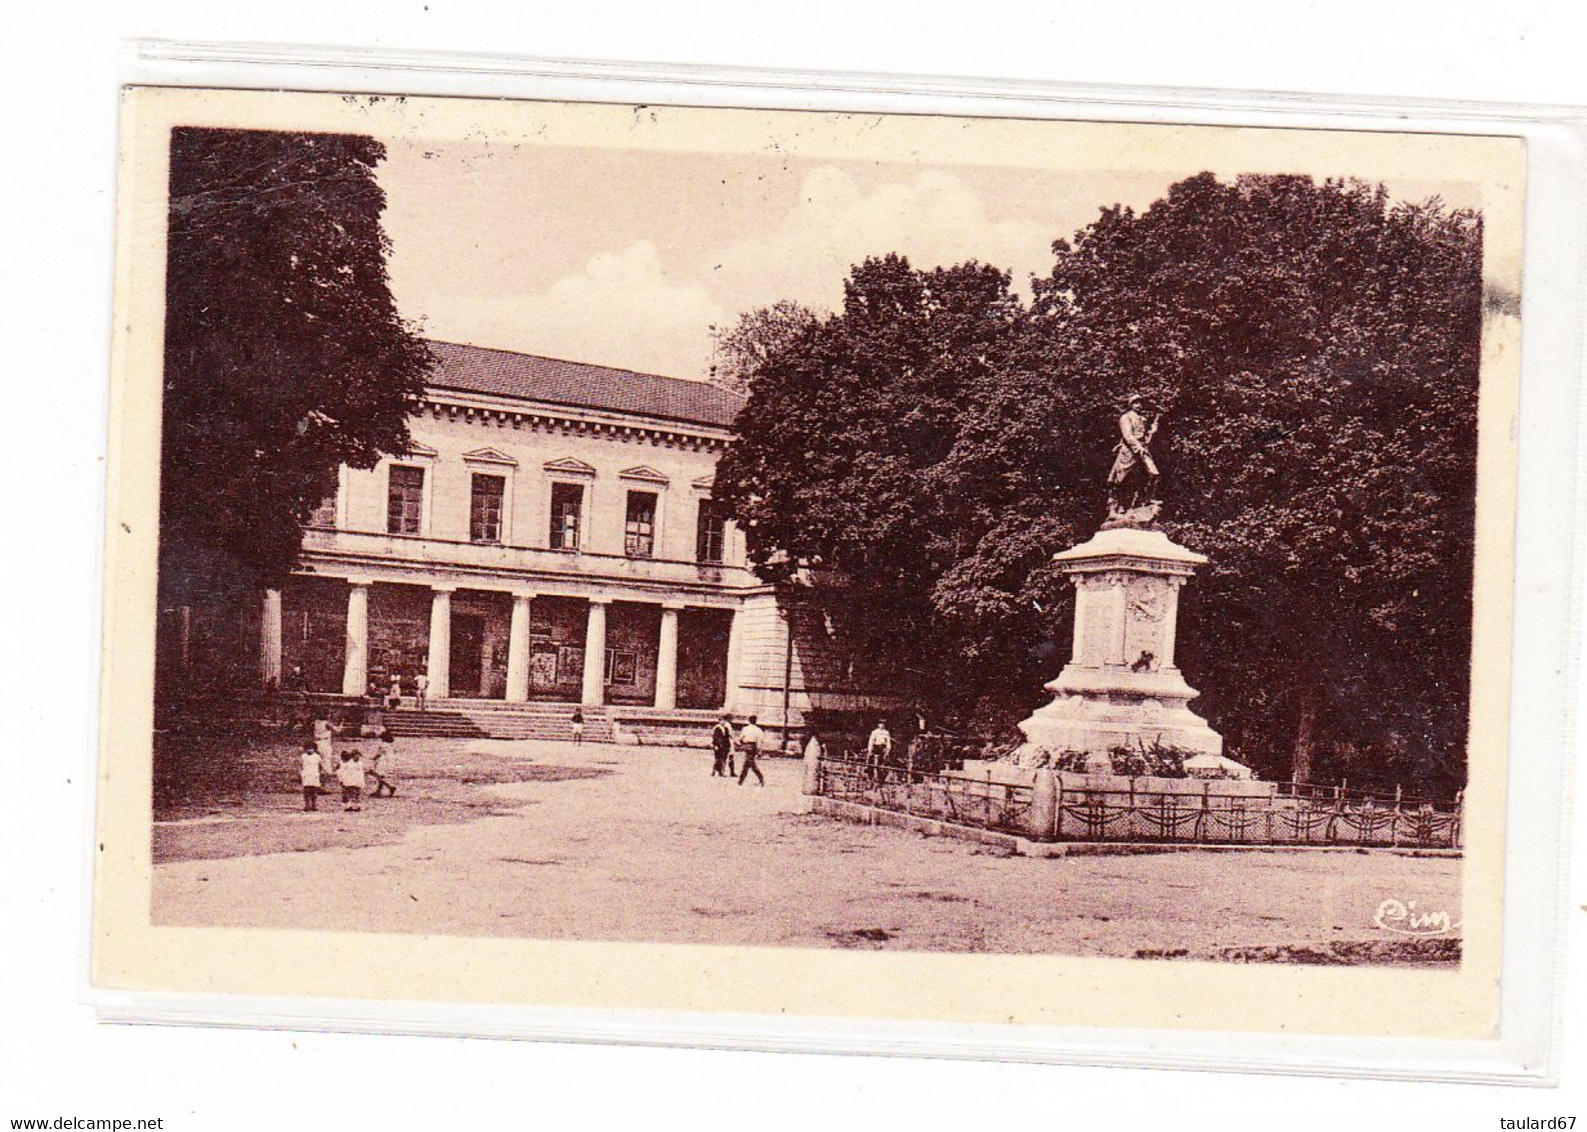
715, 176, 1485, 795
714, 255, 1026, 695
709, 299, 819, 395
161, 127, 432, 604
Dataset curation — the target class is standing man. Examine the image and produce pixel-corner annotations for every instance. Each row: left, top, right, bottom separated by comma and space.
867, 719, 893, 785
1106, 393, 1161, 517
867, 719, 894, 763
737, 714, 766, 787
414, 670, 429, 713
710, 714, 735, 777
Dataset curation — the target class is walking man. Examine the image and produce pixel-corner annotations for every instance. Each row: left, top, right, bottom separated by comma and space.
737, 714, 765, 787
710, 714, 735, 777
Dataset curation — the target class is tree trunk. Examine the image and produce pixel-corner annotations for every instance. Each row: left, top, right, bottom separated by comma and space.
1292, 686, 1319, 785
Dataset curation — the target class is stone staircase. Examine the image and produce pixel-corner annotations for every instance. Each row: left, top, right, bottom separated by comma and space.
385, 702, 614, 743
609, 708, 728, 749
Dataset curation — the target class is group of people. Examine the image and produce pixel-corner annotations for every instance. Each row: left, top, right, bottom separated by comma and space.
279, 667, 430, 713
709, 713, 772, 785
706, 715, 896, 785
297, 711, 398, 813
367, 671, 430, 713
296, 695, 901, 809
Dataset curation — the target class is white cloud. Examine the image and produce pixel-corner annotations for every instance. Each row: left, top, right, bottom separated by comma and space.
407, 241, 726, 379
400, 169, 1056, 378
712, 166, 1055, 316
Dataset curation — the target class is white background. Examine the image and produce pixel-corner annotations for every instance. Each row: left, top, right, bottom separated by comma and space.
3, 2, 1583, 1127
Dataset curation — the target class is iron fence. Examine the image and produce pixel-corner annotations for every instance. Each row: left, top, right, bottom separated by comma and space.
815, 756, 1462, 849
817, 757, 1034, 837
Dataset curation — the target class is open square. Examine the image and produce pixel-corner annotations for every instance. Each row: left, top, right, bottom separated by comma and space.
153, 736, 1460, 961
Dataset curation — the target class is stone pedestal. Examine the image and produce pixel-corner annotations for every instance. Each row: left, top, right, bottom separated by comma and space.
1015, 526, 1223, 767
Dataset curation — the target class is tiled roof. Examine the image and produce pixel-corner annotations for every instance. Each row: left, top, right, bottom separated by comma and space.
424, 340, 745, 430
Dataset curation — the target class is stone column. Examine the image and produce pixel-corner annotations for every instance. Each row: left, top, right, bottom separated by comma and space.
505, 592, 534, 703
259, 588, 283, 687
581, 597, 610, 706
1069, 576, 1089, 665
654, 603, 682, 710
802, 733, 823, 796
341, 580, 371, 696
1104, 576, 1128, 666
1160, 578, 1184, 668
1025, 767, 1059, 841
426, 586, 454, 700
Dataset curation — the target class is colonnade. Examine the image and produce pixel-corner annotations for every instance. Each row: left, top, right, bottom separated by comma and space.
259, 582, 730, 709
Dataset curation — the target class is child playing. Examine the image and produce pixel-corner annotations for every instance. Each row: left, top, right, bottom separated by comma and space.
368, 729, 398, 798
337, 750, 365, 812
299, 743, 322, 812
571, 708, 585, 745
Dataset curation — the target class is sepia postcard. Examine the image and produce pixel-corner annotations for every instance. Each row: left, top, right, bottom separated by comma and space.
95, 83, 1526, 1042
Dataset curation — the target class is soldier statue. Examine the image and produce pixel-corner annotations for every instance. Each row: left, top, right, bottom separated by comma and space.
1105, 393, 1162, 524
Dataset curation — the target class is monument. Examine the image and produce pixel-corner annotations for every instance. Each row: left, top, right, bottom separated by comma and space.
1011, 395, 1232, 772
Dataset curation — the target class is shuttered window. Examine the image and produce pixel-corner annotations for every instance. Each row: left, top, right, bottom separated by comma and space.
470, 474, 505, 544
386, 465, 424, 535
625, 491, 657, 558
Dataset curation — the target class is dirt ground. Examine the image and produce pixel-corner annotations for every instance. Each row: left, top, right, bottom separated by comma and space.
150, 735, 1462, 961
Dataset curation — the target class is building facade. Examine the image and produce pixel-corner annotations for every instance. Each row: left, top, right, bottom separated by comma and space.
242, 341, 898, 734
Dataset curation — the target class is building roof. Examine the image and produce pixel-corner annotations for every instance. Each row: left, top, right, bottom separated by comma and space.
424, 340, 745, 430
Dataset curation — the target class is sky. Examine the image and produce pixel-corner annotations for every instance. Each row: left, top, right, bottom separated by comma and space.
376, 138, 1481, 381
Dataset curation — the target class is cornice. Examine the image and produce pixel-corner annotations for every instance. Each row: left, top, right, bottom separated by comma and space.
419, 388, 735, 452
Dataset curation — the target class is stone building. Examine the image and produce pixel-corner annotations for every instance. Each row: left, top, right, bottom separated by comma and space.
230, 340, 900, 738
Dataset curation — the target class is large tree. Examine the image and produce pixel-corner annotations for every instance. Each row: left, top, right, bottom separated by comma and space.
716, 176, 1484, 795
1027, 174, 1483, 794
160, 127, 432, 616
713, 255, 1026, 704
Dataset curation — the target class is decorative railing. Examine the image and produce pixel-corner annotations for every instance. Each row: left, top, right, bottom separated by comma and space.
814, 756, 1462, 849
1050, 787, 1461, 848
817, 757, 1034, 836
